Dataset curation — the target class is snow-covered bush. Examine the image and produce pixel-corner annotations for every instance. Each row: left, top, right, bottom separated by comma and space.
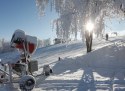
37, 38, 51, 48
0, 38, 17, 54
43, 38, 51, 46
0, 39, 3, 53
37, 39, 43, 48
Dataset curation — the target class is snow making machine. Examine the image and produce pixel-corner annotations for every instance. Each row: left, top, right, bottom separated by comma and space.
0, 30, 52, 91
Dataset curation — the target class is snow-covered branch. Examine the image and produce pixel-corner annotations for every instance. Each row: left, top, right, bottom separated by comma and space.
36, 0, 125, 40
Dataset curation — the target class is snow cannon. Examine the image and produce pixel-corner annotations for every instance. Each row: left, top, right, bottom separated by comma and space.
10, 29, 37, 54
0, 29, 38, 91
10, 29, 38, 74
0, 29, 53, 91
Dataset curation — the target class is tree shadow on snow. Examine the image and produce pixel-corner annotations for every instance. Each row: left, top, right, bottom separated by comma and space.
34, 60, 123, 91
35, 62, 125, 90
34, 40, 125, 91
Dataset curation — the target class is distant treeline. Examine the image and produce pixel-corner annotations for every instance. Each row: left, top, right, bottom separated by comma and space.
37, 38, 51, 48
0, 38, 17, 54
0, 38, 51, 54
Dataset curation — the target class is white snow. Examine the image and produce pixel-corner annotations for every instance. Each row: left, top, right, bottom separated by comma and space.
12, 29, 26, 41
1, 36, 125, 91
26, 35, 37, 45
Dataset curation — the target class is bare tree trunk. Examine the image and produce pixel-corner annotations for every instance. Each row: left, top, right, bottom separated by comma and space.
85, 31, 93, 53
90, 31, 93, 52
86, 37, 89, 52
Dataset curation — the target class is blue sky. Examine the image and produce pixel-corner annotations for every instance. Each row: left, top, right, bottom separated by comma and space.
105, 18, 125, 32
0, 0, 58, 42
0, 0, 125, 43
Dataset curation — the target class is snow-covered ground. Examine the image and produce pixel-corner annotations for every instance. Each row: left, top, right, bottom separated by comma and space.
1, 36, 125, 91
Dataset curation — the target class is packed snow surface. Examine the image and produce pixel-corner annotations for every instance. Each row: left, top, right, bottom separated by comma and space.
1, 36, 125, 91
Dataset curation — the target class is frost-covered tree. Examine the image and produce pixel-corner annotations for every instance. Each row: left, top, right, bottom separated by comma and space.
36, 0, 125, 52
0, 39, 3, 53
2, 39, 11, 53
38, 39, 43, 48
43, 38, 51, 46
37, 38, 51, 48
2, 42, 10, 53
0, 38, 17, 54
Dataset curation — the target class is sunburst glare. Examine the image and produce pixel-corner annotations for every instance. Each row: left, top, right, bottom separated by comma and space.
86, 22, 94, 31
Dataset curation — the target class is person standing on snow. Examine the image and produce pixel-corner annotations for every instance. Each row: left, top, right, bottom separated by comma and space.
106, 33, 108, 41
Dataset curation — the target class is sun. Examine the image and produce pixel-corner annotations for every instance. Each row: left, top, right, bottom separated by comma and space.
86, 22, 94, 31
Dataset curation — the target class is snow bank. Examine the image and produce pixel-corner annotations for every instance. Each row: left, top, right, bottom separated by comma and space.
58, 40, 125, 69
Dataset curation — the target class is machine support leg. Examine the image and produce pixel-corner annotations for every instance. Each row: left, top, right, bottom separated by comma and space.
23, 42, 29, 75
9, 61, 12, 83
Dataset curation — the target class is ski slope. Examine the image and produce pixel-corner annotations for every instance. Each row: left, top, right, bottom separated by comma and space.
1, 36, 125, 91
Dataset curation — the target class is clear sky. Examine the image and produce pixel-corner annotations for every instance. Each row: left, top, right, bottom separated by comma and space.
105, 18, 125, 34
0, 0, 58, 42
0, 0, 125, 43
